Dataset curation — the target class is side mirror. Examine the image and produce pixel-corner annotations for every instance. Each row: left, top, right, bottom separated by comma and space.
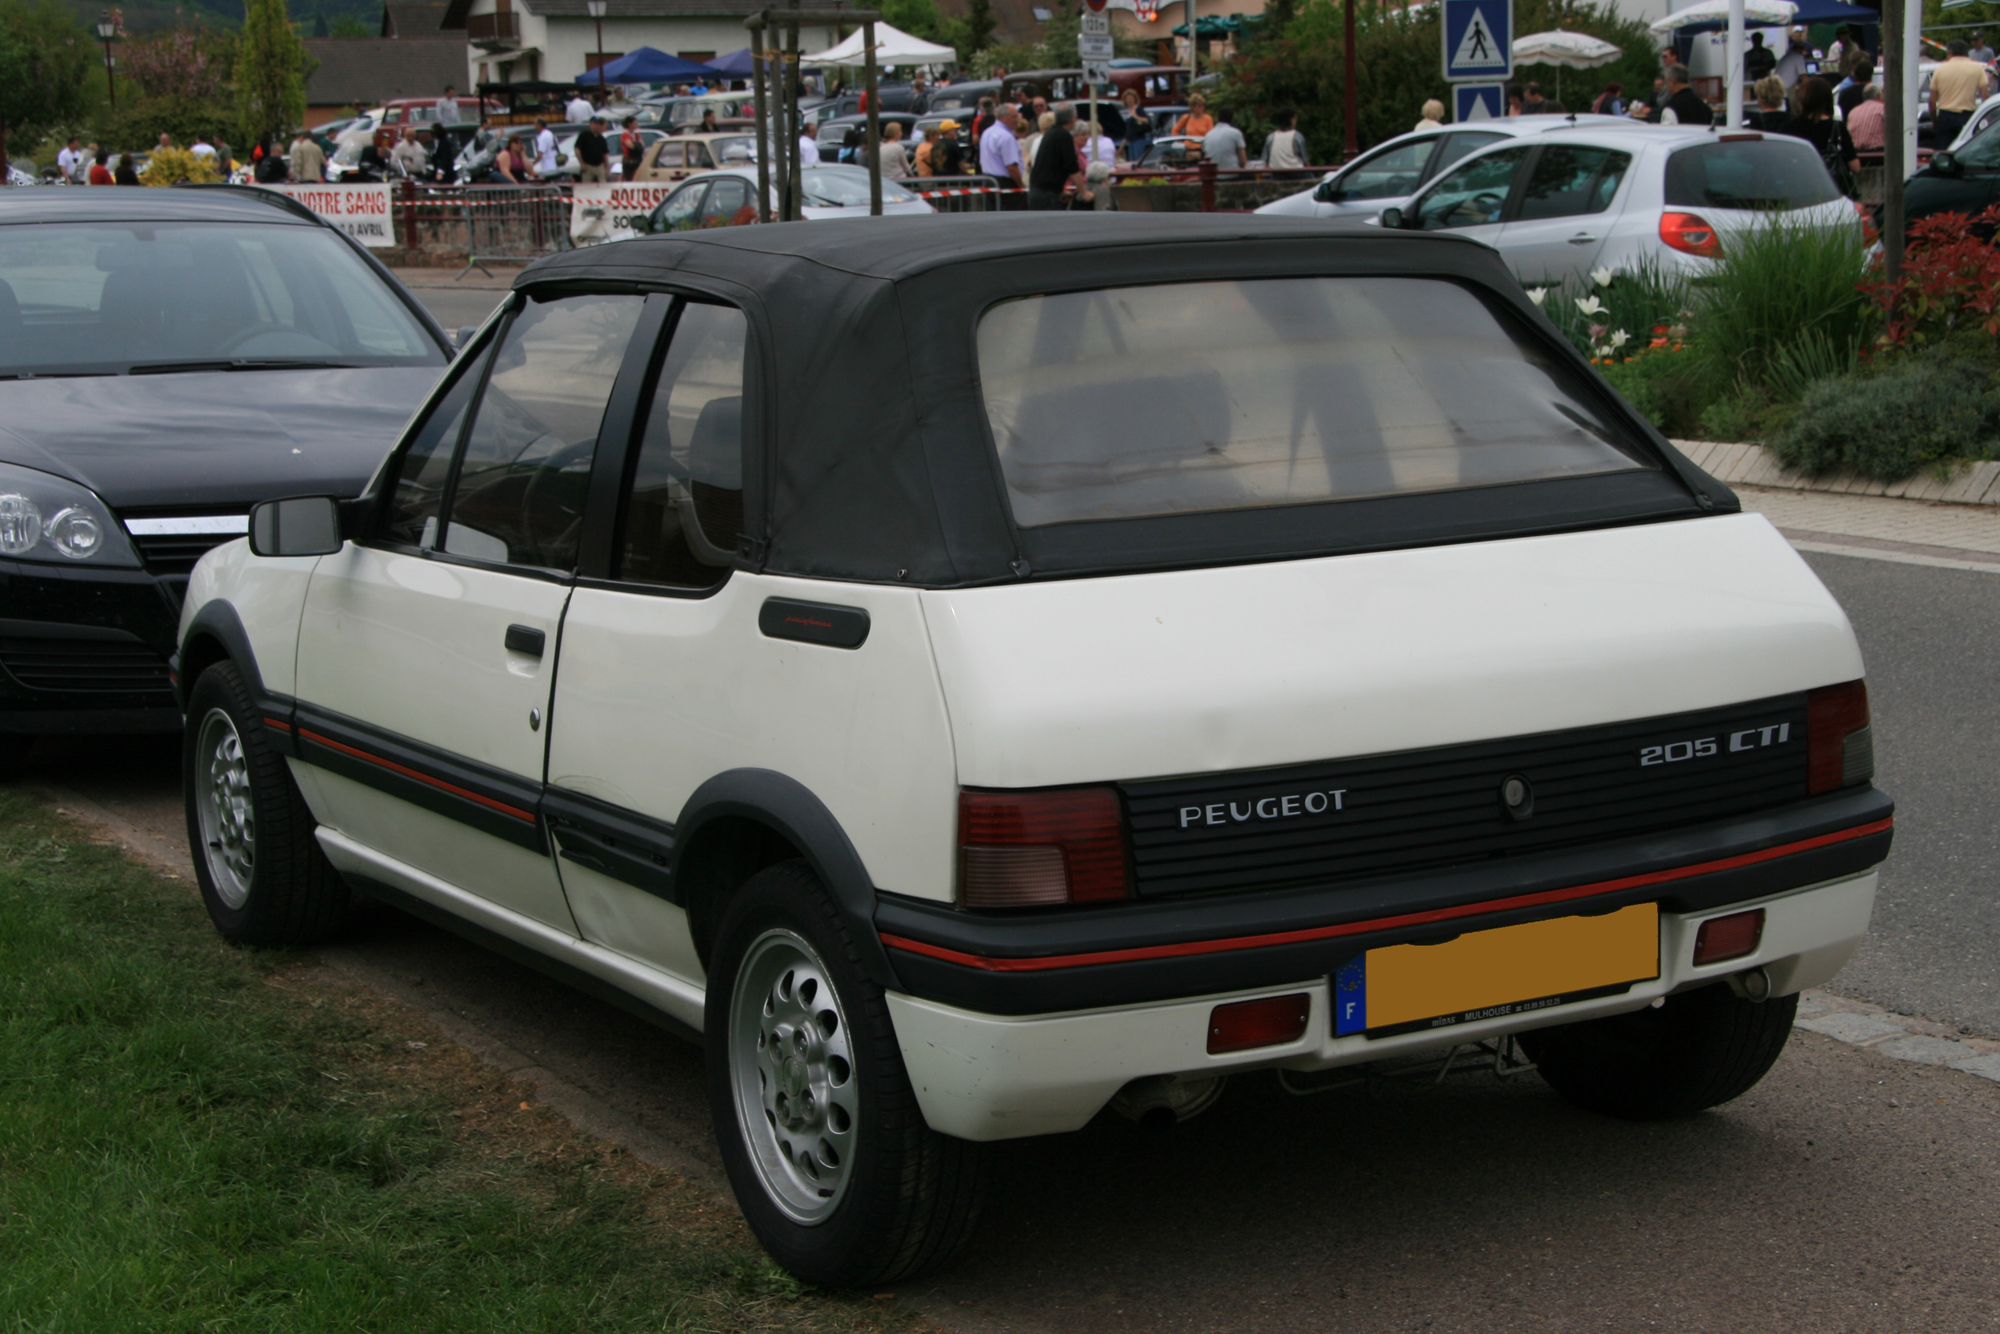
1932, 151, 1961, 176
453, 325, 478, 351
630, 209, 654, 234
249, 496, 346, 558
1313, 178, 1344, 203
1380, 206, 1406, 229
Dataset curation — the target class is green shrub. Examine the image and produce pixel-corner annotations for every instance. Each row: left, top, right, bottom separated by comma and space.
1596, 346, 1707, 436
1765, 352, 2000, 480
1697, 216, 1876, 397
92, 95, 238, 156
1531, 261, 1692, 364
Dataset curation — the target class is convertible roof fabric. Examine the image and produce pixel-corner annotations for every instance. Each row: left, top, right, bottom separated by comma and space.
519, 215, 1729, 587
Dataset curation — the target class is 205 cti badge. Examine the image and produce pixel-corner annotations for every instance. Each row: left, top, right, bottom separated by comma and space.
174, 215, 1892, 1288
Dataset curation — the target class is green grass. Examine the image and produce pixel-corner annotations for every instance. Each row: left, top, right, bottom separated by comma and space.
0, 792, 917, 1333
1693, 215, 1877, 400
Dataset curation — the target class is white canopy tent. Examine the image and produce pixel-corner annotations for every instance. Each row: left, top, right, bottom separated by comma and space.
800, 22, 957, 67
1647, 0, 1793, 35
1510, 30, 1621, 102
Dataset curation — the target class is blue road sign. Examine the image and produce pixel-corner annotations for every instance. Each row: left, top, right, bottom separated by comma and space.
1442, 0, 1512, 83
1454, 83, 1505, 122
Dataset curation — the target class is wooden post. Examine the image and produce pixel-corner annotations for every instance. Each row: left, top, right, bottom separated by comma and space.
751, 16, 772, 222
785, 16, 802, 221
864, 18, 882, 215
1342, 0, 1358, 160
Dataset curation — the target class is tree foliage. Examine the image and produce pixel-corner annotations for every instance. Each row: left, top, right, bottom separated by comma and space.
877, 0, 942, 41
0, 0, 92, 172
944, 0, 995, 65
94, 93, 241, 152
1216, 0, 1658, 160
122, 23, 234, 100
234, 0, 309, 143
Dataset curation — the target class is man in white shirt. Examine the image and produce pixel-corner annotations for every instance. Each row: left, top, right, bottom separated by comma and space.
798, 130, 821, 166
1200, 109, 1246, 169
56, 137, 85, 181
190, 133, 218, 163
565, 91, 595, 124
978, 102, 1024, 186
436, 85, 461, 125
534, 119, 559, 174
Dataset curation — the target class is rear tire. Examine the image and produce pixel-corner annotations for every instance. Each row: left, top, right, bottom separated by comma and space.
184, 662, 349, 946
1520, 982, 1798, 1121
705, 860, 988, 1287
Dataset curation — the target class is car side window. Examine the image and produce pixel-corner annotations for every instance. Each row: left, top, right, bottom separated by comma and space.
1415, 146, 1528, 230
617, 302, 748, 589
701, 178, 752, 227
1514, 146, 1633, 221
689, 142, 715, 168
1336, 139, 1436, 200
436, 293, 646, 571
1429, 131, 1507, 176
377, 339, 493, 548
657, 183, 707, 232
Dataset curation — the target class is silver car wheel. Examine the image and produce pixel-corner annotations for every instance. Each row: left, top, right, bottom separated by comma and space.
194, 706, 255, 909
729, 926, 859, 1224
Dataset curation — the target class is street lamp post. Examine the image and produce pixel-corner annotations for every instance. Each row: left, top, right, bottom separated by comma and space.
95, 11, 118, 112
586, 0, 607, 90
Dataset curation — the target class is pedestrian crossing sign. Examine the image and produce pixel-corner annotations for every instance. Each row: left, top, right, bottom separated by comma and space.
1443, 0, 1512, 82
1454, 83, 1505, 122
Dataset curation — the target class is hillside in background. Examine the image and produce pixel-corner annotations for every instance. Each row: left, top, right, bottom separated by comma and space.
59, 0, 383, 35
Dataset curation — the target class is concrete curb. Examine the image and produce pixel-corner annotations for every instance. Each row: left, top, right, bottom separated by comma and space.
1674, 439, 2000, 507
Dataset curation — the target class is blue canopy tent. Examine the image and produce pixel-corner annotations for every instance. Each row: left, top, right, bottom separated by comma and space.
709, 47, 759, 77
577, 47, 720, 85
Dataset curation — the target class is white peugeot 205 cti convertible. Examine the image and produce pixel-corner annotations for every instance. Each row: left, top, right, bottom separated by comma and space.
176, 213, 1892, 1288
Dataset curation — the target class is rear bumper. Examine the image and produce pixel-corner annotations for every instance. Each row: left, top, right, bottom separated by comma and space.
888, 870, 1878, 1141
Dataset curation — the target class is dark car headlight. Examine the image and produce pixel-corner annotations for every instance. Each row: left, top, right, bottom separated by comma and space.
0, 461, 141, 567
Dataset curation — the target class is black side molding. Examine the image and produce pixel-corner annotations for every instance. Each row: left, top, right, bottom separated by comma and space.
758, 598, 870, 650
543, 787, 677, 902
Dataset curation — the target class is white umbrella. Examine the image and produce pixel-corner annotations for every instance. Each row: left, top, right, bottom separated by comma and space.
1648, 0, 1794, 35
800, 21, 957, 67
1511, 29, 1623, 68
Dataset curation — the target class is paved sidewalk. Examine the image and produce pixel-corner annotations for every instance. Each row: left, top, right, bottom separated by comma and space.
388, 263, 526, 290
1679, 439, 2000, 506
1736, 484, 2000, 569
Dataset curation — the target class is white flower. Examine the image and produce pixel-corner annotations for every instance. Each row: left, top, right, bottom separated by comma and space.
1526, 287, 1548, 306
1610, 328, 1631, 348
1575, 295, 1606, 317
1591, 266, 1616, 288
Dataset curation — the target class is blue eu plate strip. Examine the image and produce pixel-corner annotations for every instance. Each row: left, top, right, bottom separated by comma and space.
1334, 955, 1367, 1035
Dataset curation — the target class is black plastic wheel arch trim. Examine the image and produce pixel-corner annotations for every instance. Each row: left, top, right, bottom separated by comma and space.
291, 705, 548, 854
874, 787, 1893, 1016
672, 768, 899, 989
176, 599, 297, 742
542, 786, 677, 902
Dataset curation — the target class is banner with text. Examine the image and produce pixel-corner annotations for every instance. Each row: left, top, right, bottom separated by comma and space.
570, 181, 679, 243
261, 183, 397, 246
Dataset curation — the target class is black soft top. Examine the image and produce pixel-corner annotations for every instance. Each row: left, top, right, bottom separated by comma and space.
518, 215, 1732, 588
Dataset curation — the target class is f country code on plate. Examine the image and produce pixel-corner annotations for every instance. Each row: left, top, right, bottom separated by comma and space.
259, 184, 396, 247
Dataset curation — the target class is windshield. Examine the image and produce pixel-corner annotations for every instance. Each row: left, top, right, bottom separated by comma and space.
976, 277, 1650, 528
0, 221, 442, 376
1956, 119, 2000, 168
802, 167, 920, 206
1663, 140, 1841, 210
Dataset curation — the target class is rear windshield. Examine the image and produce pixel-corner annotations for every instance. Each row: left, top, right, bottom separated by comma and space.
1663, 140, 1841, 210
975, 277, 1651, 529
0, 221, 442, 375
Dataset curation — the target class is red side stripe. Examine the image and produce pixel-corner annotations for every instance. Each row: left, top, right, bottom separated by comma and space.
262, 717, 293, 733
881, 818, 1894, 974
297, 726, 538, 825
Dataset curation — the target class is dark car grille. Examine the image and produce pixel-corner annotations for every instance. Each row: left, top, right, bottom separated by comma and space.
1121, 694, 1811, 899
0, 632, 175, 695
130, 531, 236, 578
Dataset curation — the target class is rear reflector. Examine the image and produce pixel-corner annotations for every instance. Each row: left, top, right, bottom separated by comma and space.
1693, 908, 1765, 965
1208, 993, 1312, 1054
1806, 679, 1873, 794
1659, 211, 1722, 258
959, 787, 1131, 909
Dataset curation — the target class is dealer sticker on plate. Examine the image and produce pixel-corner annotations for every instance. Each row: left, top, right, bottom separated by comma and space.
1334, 903, 1660, 1039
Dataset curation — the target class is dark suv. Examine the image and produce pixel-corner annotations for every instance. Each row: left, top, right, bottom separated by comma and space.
0, 187, 451, 763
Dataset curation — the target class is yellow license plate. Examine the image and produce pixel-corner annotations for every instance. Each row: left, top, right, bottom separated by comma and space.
1333, 903, 1660, 1039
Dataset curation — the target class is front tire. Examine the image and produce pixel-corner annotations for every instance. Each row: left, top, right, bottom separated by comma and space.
705, 861, 987, 1287
183, 662, 349, 946
1520, 982, 1799, 1121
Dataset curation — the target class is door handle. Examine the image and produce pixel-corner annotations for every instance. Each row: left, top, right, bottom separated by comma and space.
504, 624, 545, 657
1567, 233, 1598, 245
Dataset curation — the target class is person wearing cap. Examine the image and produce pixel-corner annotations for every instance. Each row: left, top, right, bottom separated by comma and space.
1971, 31, 1995, 64
575, 115, 610, 181
932, 119, 966, 177
1775, 27, 1811, 88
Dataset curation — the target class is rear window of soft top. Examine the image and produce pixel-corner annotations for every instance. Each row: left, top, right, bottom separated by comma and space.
1664, 140, 1841, 210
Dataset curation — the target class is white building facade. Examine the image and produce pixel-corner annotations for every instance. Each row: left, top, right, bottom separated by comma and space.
445, 0, 838, 89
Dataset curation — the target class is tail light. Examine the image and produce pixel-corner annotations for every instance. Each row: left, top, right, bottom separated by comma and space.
958, 787, 1130, 908
1693, 908, 1765, 965
1659, 211, 1722, 258
1806, 679, 1874, 794
1208, 993, 1312, 1054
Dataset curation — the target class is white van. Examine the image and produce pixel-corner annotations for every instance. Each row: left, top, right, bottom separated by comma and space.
176, 214, 1892, 1288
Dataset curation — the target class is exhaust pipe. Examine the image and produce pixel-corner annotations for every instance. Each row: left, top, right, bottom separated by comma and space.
1110, 1073, 1226, 1130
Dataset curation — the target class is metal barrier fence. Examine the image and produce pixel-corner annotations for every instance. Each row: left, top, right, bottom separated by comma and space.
388, 182, 576, 274
905, 175, 1024, 213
